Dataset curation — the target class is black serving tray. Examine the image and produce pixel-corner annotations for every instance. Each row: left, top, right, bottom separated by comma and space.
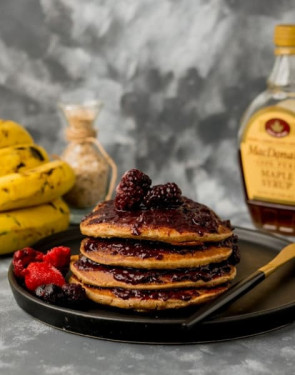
8, 226, 295, 344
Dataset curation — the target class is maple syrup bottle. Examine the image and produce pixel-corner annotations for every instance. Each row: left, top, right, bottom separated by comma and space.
239, 25, 295, 235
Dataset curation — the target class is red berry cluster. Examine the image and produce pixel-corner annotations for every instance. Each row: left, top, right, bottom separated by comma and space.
13, 246, 70, 289
114, 169, 183, 211
12, 246, 86, 307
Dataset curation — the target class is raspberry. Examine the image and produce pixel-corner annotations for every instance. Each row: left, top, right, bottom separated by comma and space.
13, 248, 44, 278
115, 169, 152, 210
62, 283, 87, 306
43, 246, 71, 269
24, 262, 65, 291
35, 284, 65, 305
143, 182, 182, 208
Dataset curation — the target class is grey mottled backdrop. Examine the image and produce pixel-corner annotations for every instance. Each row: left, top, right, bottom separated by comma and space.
1, 0, 294, 225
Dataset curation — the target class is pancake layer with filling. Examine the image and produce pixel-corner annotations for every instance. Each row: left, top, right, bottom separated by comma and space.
80, 198, 233, 244
79, 236, 238, 269
70, 255, 237, 290
70, 275, 230, 310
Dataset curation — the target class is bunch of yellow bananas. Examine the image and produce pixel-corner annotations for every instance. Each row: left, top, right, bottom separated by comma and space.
0, 119, 75, 254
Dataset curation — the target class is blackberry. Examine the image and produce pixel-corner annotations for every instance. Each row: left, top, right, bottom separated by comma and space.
143, 182, 182, 208
62, 283, 87, 306
35, 283, 65, 305
35, 283, 87, 307
115, 169, 152, 210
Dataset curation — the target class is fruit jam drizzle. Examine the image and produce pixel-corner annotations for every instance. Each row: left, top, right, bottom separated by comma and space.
85, 284, 228, 302
75, 255, 234, 285
83, 235, 239, 261
113, 287, 201, 301
84, 198, 231, 237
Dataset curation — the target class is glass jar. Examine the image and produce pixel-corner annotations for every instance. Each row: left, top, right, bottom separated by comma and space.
239, 25, 295, 235
58, 100, 117, 223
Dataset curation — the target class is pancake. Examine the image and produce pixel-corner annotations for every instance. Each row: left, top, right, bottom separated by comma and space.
70, 255, 237, 290
74, 170, 240, 311
69, 275, 230, 311
80, 197, 233, 245
80, 237, 235, 269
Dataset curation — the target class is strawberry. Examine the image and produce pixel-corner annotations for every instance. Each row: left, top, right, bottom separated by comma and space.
13, 248, 44, 278
24, 262, 65, 291
43, 246, 71, 269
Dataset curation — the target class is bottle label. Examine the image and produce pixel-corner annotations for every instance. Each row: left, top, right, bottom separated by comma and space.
240, 105, 295, 205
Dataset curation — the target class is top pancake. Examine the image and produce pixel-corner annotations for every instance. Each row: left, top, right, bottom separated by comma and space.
80, 197, 233, 245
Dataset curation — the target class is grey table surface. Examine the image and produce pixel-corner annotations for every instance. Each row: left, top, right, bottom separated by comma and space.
1, 216, 295, 375
2, 0, 295, 373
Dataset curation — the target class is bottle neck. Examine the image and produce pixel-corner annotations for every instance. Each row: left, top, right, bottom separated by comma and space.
267, 54, 295, 90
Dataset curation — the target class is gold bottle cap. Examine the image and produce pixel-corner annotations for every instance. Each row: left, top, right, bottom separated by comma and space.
274, 25, 295, 55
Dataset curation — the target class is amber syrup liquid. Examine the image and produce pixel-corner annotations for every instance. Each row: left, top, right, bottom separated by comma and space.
237, 25, 295, 236
238, 150, 295, 236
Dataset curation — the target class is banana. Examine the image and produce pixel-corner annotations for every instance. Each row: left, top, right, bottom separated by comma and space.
0, 119, 33, 148
0, 198, 70, 255
0, 144, 49, 177
0, 160, 75, 211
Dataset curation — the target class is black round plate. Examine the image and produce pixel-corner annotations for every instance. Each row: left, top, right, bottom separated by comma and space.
8, 226, 295, 344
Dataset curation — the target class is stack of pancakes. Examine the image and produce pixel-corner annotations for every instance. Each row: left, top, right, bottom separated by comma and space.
70, 197, 239, 311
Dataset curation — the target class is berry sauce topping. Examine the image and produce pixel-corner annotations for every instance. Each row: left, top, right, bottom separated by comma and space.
83, 235, 239, 261
112, 287, 200, 301
85, 197, 230, 236
75, 256, 233, 285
